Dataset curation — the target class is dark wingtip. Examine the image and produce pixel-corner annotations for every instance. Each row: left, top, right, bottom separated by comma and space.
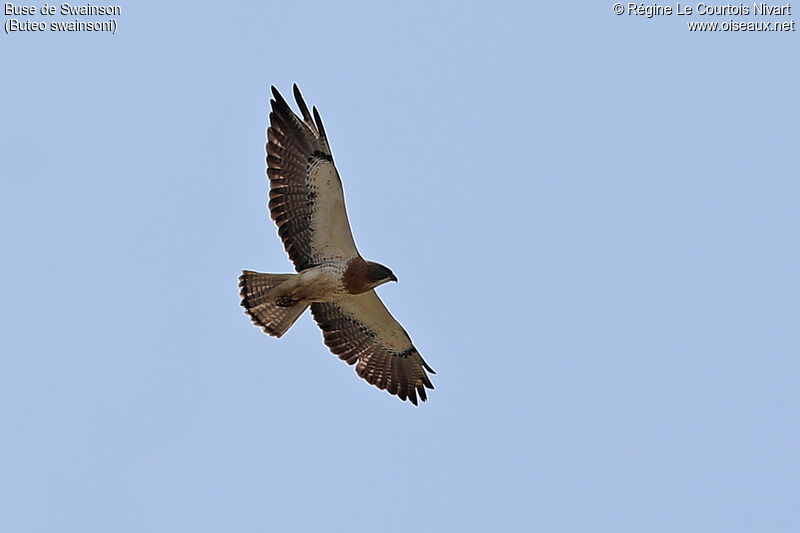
292, 84, 314, 126
418, 385, 428, 403
271, 85, 289, 110
312, 106, 327, 139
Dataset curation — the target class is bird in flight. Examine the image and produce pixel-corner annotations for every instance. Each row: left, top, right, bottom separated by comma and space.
239, 85, 435, 405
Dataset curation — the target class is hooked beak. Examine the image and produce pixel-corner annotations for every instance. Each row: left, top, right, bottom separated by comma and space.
390, 274, 398, 282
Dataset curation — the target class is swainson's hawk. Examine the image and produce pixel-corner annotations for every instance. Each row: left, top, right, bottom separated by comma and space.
239, 85, 435, 405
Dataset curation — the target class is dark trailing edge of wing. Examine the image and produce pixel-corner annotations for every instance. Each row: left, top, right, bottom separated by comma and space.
266, 85, 336, 271
310, 300, 436, 406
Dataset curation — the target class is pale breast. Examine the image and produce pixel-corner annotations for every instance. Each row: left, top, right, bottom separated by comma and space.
297, 262, 350, 302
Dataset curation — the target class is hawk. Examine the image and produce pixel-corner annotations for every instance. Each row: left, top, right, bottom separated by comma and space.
239, 85, 435, 405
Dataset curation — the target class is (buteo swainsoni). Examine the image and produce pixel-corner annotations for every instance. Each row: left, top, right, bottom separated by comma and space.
239, 85, 435, 405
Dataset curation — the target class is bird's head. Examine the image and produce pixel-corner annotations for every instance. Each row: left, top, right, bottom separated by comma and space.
366, 261, 398, 288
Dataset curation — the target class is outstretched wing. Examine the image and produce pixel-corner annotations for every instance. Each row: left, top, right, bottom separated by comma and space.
310, 292, 435, 405
266, 85, 359, 272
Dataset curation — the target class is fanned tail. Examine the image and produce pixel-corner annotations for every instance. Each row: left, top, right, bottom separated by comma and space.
239, 270, 308, 337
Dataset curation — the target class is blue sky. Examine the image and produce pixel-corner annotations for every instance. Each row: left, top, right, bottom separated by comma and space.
1, 1, 798, 531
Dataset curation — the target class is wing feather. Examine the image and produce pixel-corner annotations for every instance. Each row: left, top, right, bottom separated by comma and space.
292, 83, 318, 136
266, 85, 359, 271
310, 291, 435, 405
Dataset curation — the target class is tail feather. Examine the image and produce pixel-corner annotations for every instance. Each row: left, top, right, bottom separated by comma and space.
239, 270, 308, 337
